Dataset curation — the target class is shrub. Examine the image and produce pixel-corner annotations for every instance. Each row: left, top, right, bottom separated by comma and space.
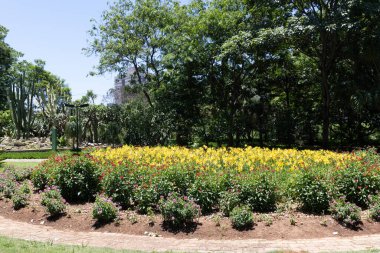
292, 170, 330, 213
219, 190, 240, 217
133, 184, 158, 214
188, 173, 227, 213
35, 154, 101, 202
369, 195, 380, 221
100, 163, 135, 208
0, 178, 16, 198
230, 205, 254, 230
31, 165, 51, 191
236, 174, 276, 212
330, 197, 361, 227
159, 192, 200, 227
41, 187, 66, 216
335, 161, 380, 208
4, 167, 33, 182
11, 190, 29, 210
19, 182, 31, 195
92, 196, 118, 223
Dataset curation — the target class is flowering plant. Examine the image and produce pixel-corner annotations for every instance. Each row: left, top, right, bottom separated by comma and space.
92, 195, 118, 223
159, 192, 200, 227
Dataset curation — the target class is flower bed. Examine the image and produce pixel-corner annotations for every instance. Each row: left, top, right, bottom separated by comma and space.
7, 146, 380, 230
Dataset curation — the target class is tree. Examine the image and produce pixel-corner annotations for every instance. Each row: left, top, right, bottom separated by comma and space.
0, 25, 14, 111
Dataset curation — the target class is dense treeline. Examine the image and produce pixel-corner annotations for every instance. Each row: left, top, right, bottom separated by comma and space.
85, 0, 380, 148
1, 0, 380, 149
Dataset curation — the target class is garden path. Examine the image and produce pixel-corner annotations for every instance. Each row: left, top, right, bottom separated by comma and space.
0, 215, 379, 252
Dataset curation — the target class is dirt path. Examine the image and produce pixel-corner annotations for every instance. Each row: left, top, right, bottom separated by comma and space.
0, 215, 379, 252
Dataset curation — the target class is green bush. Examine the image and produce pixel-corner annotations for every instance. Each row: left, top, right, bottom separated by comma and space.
31, 160, 54, 190
188, 173, 227, 213
41, 187, 66, 216
0, 177, 16, 198
133, 184, 159, 214
19, 182, 31, 195
292, 170, 330, 213
11, 190, 29, 210
335, 161, 380, 208
7, 167, 33, 182
236, 174, 276, 212
100, 163, 135, 208
230, 205, 254, 230
369, 195, 380, 221
159, 192, 200, 227
330, 197, 361, 227
33, 154, 101, 202
92, 195, 118, 223
219, 190, 240, 217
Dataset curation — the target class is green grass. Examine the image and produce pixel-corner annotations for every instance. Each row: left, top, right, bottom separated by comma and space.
0, 150, 83, 161
0, 151, 56, 160
0, 161, 41, 173
0, 236, 144, 253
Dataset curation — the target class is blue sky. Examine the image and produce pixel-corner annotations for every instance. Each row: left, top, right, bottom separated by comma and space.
0, 1, 116, 103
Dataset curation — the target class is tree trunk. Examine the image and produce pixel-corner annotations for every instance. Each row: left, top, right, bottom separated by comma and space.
321, 68, 330, 148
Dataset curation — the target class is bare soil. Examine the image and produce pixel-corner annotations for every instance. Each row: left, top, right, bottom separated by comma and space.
1, 188, 379, 240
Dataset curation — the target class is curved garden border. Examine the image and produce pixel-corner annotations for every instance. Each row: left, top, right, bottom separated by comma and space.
0, 215, 379, 252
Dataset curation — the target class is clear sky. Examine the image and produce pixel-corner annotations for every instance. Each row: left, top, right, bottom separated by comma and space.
0, 0, 116, 104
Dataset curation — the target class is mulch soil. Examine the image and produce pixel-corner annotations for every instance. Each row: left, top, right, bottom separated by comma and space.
1, 186, 379, 240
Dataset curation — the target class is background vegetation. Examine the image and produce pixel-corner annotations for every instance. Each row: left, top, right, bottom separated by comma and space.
1, 0, 379, 149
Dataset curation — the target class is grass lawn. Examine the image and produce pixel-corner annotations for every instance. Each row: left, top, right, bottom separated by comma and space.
0, 236, 143, 253
0, 151, 57, 160
0, 161, 41, 173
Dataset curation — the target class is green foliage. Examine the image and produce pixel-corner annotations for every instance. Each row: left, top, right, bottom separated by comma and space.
0, 110, 12, 136
230, 205, 254, 230
188, 173, 227, 213
19, 182, 31, 194
32, 154, 101, 202
133, 184, 158, 214
7, 167, 33, 182
235, 174, 276, 212
0, 177, 16, 198
158, 192, 200, 227
335, 160, 380, 208
0, 151, 55, 160
92, 195, 118, 223
31, 164, 51, 191
291, 170, 330, 213
11, 183, 30, 210
100, 163, 135, 208
219, 190, 240, 217
330, 197, 361, 227
41, 187, 66, 216
369, 195, 380, 222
